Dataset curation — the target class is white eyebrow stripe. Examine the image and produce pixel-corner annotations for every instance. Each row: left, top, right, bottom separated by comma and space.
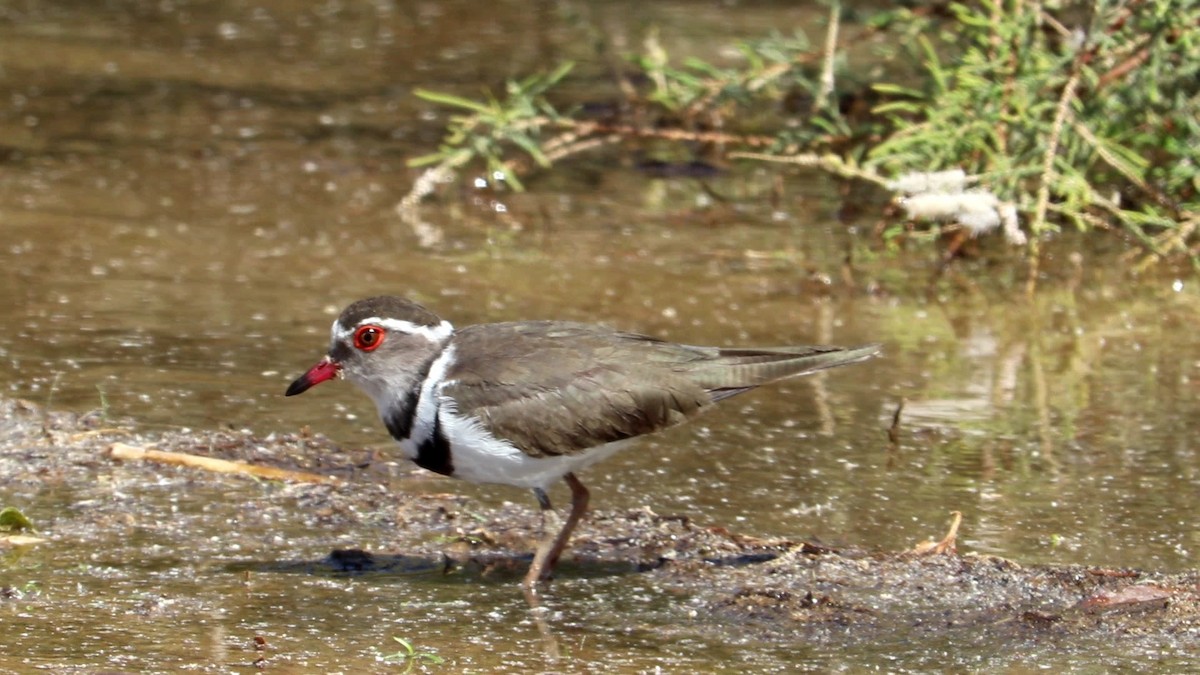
333, 317, 454, 343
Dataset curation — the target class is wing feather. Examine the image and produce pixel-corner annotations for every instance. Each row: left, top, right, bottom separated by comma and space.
438, 322, 879, 457
439, 323, 710, 457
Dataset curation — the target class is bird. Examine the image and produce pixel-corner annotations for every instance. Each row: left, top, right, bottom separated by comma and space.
286, 296, 880, 586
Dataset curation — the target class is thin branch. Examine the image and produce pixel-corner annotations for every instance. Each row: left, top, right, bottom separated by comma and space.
107, 442, 344, 485
728, 151, 890, 188
1027, 65, 1081, 296
1072, 120, 1176, 217
1032, 65, 1080, 229
814, 1, 840, 113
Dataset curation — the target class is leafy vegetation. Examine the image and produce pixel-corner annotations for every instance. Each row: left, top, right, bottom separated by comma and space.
404, 0, 1199, 276
378, 636, 444, 671
408, 62, 576, 193
867, 0, 1199, 281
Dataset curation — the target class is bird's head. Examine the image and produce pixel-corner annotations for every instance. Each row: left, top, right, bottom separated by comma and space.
286, 296, 453, 412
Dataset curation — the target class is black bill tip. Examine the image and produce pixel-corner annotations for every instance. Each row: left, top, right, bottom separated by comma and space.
285, 358, 340, 397
285, 375, 312, 397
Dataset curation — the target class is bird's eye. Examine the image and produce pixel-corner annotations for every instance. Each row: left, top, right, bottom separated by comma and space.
353, 325, 384, 351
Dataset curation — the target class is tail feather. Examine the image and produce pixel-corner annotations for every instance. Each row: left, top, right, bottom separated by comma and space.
690, 344, 881, 399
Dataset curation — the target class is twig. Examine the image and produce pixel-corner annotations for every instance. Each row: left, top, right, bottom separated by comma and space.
727, 151, 890, 188
1073, 120, 1177, 218
542, 134, 622, 164
1027, 65, 1082, 296
813, 1, 840, 113
591, 122, 776, 147
107, 442, 344, 485
887, 398, 906, 446
68, 428, 133, 441
912, 511, 963, 555
398, 160, 464, 210
1095, 41, 1152, 91
0, 534, 46, 547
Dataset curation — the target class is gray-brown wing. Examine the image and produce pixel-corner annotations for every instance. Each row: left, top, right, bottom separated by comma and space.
687, 343, 882, 400
438, 322, 714, 457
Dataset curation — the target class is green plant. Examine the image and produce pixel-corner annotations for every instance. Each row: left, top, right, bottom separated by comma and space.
403, 1, 1199, 273
379, 636, 444, 671
867, 0, 1199, 279
95, 385, 110, 424
1, 581, 41, 599
402, 21, 837, 205
408, 62, 576, 193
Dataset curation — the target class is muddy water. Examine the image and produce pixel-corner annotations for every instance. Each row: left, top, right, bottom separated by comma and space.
1, 1, 1198, 671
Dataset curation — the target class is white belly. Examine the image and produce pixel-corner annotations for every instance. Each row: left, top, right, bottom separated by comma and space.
401, 403, 634, 490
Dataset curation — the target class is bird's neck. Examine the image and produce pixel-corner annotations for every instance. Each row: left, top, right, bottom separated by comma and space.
370, 341, 458, 474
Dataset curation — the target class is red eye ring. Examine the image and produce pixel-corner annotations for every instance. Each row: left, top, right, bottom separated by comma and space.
353, 325, 385, 351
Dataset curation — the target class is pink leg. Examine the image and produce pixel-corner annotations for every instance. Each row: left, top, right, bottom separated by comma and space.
523, 473, 590, 586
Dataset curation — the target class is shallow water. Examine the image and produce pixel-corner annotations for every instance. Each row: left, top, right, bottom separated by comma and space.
1, 1, 1198, 671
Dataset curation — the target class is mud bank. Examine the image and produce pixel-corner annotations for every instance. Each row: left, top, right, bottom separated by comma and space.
3, 398, 1197, 669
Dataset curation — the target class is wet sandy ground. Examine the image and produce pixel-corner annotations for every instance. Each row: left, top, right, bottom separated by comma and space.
3, 397, 1199, 670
